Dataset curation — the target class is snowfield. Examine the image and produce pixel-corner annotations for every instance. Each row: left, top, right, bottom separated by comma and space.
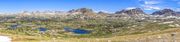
0, 36, 11, 42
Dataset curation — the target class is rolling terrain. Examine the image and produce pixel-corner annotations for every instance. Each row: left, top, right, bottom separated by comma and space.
0, 8, 180, 42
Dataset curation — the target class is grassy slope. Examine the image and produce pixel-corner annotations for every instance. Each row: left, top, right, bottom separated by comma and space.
0, 17, 177, 42
1, 28, 180, 42
52, 28, 180, 42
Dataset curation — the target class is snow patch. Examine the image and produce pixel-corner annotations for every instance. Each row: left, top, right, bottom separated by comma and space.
0, 36, 11, 42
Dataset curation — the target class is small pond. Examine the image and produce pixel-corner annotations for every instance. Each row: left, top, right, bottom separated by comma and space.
38, 27, 48, 32
64, 27, 91, 34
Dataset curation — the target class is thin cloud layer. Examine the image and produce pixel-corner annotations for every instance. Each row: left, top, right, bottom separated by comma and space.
144, 1, 160, 5
139, 0, 162, 10
142, 5, 160, 10
138, 0, 180, 11
125, 7, 137, 10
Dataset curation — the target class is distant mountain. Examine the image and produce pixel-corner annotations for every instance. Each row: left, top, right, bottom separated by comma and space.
97, 11, 110, 14
115, 8, 146, 15
176, 12, 180, 14
68, 8, 94, 15
8, 8, 180, 20
67, 8, 100, 20
113, 8, 148, 18
97, 11, 105, 14
152, 9, 179, 16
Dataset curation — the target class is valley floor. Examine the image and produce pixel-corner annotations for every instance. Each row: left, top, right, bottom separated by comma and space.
1, 28, 180, 42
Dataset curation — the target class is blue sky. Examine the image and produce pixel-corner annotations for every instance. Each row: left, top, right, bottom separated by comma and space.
0, 0, 180, 13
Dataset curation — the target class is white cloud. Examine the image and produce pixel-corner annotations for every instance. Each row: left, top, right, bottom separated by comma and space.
125, 7, 137, 10
141, 5, 161, 10
144, 1, 160, 5
139, 0, 162, 10
139, 0, 161, 5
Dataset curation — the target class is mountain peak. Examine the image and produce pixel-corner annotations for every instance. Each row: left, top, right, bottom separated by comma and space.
115, 8, 145, 15
152, 9, 177, 16
68, 8, 93, 14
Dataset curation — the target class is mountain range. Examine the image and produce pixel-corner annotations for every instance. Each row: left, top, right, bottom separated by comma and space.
1, 7, 180, 21
1, 8, 180, 42
68, 8, 180, 18
66, 8, 180, 16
